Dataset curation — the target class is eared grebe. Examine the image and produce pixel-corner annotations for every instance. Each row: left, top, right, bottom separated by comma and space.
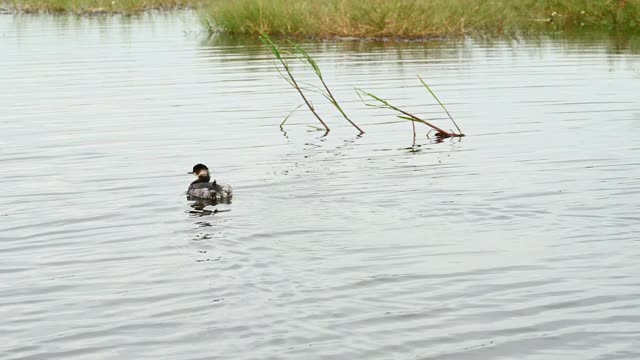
187, 164, 233, 200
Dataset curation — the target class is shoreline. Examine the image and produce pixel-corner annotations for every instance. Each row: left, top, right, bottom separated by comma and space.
4, 0, 640, 40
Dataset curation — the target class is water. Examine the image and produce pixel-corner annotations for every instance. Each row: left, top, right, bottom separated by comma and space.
1, 12, 640, 360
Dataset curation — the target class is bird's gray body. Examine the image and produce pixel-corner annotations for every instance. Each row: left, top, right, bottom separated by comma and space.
188, 180, 233, 200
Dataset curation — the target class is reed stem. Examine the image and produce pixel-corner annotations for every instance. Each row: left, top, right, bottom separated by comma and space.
259, 34, 330, 133
417, 75, 463, 135
290, 41, 364, 134
357, 89, 463, 138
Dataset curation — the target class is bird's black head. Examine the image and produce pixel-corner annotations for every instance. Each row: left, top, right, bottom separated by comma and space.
192, 164, 211, 182
192, 163, 209, 175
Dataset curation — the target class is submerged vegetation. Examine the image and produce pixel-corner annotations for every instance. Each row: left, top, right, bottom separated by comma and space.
203, 0, 640, 38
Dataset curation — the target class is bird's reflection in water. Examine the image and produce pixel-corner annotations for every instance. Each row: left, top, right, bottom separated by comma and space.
186, 196, 232, 218
185, 196, 232, 264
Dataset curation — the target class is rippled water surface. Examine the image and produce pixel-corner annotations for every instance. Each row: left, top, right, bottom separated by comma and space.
1, 12, 640, 360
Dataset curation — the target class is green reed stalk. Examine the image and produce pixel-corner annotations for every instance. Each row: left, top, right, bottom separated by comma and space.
356, 88, 463, 138
417, 75, 463, 135
289, 41, 364, 134
259, 33, 330, 133
280, 104, 304, 129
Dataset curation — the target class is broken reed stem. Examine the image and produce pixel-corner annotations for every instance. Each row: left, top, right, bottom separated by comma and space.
286, 66, 331, 132
356, 89, 462, 138
259, 34, 330, 133
261, 34, 463, 140
321, 80, 364, 134
280, 104, 304, 129
412, 121, 416, 140
417, 75, 463, 135
289, 41, 364, 134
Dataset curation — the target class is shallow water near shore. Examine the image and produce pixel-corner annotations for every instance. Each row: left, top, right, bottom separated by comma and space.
1, 12, 640, 360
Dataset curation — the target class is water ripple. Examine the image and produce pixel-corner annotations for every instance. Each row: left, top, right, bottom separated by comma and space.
1, 11, 639, 360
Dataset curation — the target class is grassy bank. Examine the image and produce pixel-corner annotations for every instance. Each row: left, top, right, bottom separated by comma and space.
6, 0, 640, 38
201, 0, 640, 38
6, 0, 198, 14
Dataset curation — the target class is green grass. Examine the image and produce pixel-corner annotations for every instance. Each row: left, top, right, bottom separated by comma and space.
8, 0, 640, 38
8, 0, 198, 14
201, 0, 640, 38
